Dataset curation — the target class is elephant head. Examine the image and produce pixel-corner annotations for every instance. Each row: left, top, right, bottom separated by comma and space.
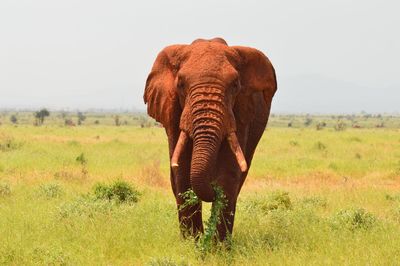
144, 38, 277, 202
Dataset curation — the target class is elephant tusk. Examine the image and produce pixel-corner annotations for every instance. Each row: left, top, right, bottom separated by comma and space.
227, 132, 248, 172
171, 131, 189, 169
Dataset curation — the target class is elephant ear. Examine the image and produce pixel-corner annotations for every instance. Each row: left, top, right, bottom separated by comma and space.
144, 45, 186, 130
233, 46, 277, 101
232, 46, 277, 123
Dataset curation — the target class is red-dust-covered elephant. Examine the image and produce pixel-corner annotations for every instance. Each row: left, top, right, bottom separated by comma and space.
144, 38, 277, 240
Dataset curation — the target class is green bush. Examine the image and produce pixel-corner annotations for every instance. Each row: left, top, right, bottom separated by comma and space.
10, 115, 18, 124
315, 141, 327, 151
75, 152, 88, 177
289, 140, 299, 146
334, 120, 347, 131
30, 246, 70, 265
0, 181, 11, 196
316, 121, 326, 130
385, 193, 400, 202
75, 153, 87, 165
93, 180, 140, 203
38, 183, 64, 198
57, 196, 117, 219
0, 247, 19, 265
300, 196, 327, 208
258, 206, 321, 251
330, 208, 377, 231
58, 181, 140, 219
266, 191, 292, 211
242, 191, 292, 215
0, 134, 23, 152
147, 257, 189, 266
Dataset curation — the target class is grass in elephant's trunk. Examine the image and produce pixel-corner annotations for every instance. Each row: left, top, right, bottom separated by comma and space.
180, 185, 228, 256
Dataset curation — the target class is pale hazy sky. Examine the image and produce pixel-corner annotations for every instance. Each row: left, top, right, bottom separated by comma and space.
0, 0, 399, 113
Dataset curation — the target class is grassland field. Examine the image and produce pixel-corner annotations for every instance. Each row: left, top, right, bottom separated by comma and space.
0, 112, 400, 265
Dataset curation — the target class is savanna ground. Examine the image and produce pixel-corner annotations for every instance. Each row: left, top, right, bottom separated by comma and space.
1, 111, 400, 265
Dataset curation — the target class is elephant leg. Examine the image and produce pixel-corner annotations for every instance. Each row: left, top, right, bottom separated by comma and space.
169, 139, 203, 238
214, 140, 241, 241
214, 178, 239, 241
177, 195, 203, 238
174, 170, 203, 238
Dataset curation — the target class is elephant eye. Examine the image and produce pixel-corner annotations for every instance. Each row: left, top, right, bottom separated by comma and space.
177, 77, 185, 90
231, 79, 241, 94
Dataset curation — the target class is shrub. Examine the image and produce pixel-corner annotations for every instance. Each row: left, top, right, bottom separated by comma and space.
328, 163, 338, 170
147, 257, 189, 266
38, 183, 64, 198
316, 121, 326, 130
304, 117, 313, 127
77, 112, 86, 125
258, 206, 321, 251
114, 115, 121, 126
243, 191, 292, 214
64, 119, 75, 126
93, 180, 140, 203
260, 209, 294, 250
0, 134, 23, 152
30, 246, 70, 265
58, 181, 139, 219
34, 108, 50, 125
300, 196, 327, 208
67, 140, 80, 147
239, 194, 328, 251
330, 208, 377, 231
75, 153, 87, 165
289, 140, 299, 146
315, 141, 327, 151
385, 193, 400, 202
58, 196, 117, 219
0, 247, 19, 264
76, 152, 88, 177
334, 120, 346, 131
0, 181, 11, 196
10, 115, 18, 124
264, 191, 292, 212
348, 136, 362, 142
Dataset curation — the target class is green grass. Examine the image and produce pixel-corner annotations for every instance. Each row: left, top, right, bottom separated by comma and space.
1, 123, 400, 265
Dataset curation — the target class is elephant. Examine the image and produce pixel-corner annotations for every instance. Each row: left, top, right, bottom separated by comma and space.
143, 37, 277, 240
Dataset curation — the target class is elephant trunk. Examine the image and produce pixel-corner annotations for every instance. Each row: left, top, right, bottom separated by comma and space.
188, 86, 225, 202
190, 132, 219, 202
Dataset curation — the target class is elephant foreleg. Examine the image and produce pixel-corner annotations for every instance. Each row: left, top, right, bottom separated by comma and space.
170, 146, 204, 238
174, 173, 204, 238
215, 195, 237, 241
177, 199, 203, 238
215, 141, 242, 241
168, 130, 203, 238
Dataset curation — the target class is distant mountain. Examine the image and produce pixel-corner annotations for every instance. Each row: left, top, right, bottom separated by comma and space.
272, 74, 399, 114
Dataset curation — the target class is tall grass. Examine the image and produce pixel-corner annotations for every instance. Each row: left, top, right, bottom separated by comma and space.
0, 125, 399, 265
